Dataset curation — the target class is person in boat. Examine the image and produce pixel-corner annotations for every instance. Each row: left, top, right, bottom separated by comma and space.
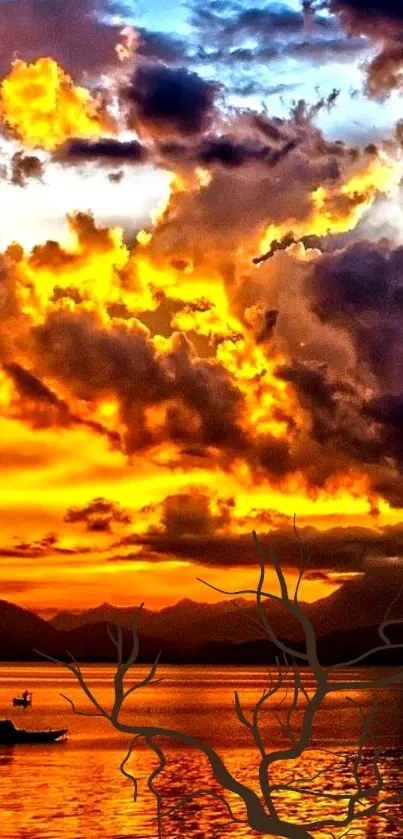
22, 690, 30, 702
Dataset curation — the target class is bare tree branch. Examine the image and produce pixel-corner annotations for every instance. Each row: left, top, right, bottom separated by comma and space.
58, 693, 105, 717
165, 787, 246, 825
119, 735, 142, 801
35, 650, 293, 836
195, 578, 283, 605
293, 514, 310, 605
326, 644, 403, 673
145, 737, 166, 839
107, 620, 123, 666
36, 526, 403, 839
378, 578, 403, 645
33, 648, 108, 718
326, 577, 403, 673
195, 578, 283, 640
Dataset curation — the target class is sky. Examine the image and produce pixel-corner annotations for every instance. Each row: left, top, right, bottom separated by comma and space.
2, 0, 403, 616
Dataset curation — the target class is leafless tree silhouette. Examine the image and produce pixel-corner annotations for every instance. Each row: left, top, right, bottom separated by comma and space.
35, 516, 403, 839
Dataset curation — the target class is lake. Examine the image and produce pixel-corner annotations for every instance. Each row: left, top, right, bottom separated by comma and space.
0, 664, 402, 838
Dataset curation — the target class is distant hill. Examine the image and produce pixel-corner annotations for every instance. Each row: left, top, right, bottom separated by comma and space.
51, 597, 265, 641
0, 599, 59, 661
49, 577, 402, 649
0, 598, 51, 636
0, 600, 168, 663
51, 601, 155, 632
195, 623, 403, 666
0, 596, 402, 666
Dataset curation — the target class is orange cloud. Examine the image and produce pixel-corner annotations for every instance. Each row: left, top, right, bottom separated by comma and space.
0, 76, 402, 614
259, 150, 403, 255
0, 57, 111, 150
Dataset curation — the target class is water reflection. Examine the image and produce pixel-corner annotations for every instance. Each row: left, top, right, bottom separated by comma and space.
0, 665, 402, 837
0, 746, 14, 767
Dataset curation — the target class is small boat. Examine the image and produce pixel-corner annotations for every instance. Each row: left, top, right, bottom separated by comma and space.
0, 719, 67, 745
12, 692, 32, 708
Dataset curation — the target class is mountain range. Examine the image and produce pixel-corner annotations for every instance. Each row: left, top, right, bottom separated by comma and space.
49, 572, 401, 644
0, 574, 402, 665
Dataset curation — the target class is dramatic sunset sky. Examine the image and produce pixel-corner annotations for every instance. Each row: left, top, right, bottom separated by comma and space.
2, 0, 403, 615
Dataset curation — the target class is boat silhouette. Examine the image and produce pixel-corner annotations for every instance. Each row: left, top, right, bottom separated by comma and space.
0, 719, 67, 744
12, 691, 32, 708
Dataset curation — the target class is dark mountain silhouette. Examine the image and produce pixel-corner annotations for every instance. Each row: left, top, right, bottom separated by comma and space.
0, 599, 59, 661
50, 596, 308, 649
194, 623, 403, 666
51, 622, 167, 663
51, 601, 155, 632
0, 595, 402, 665
0, 598, 51, 636
0, 600, 168, 663
49, 577, 401, 648
304, 573, 403, 638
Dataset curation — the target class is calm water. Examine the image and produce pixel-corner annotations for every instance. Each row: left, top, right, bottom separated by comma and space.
0, 664, 402, 838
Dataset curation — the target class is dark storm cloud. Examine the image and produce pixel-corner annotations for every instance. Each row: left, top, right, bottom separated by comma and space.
143, 491, 235, 539
158, 134, 300, 169
4, 362, 66, 407
363, 395, 403, 499
235, 81, 301, 97
2, 362, 121, 446
0, 533, 80, 559
0, 0, 121, 78
10, 152, 44, 187
191, 1, 333, 45
201, 36, 367, 67
263, 239, 403, 506
308, 242, 392, 318
288, 35, 368, 61
276, 362, 352, 420
272, 360, 394, 490
65, 497, 131, 532
57, 138, 149, 165
197, 136, 272, 167
12, 92, 397, 505
26, 306, 310, 483
124, 64, 219, 137
255, 309, 279, 342
135, 28, 190, 65
365, 43, 403, 98
215, 5, 310, 36
190, 0, 369, 73
32, 309, 170, 406
30, 310, 248, 456
107, 112, 403, 505
0, 546, 53, 559
117, 517, 403, 575
144, 109, 365, 269
329, 0, 403, 25
307, 242, 403, 391
110, 516, 403, 640
56, 133, 296, 175
161, 492, 219, 536
0, 0, 198, 82
308, 0, 403, 96
206, 218, 403, 512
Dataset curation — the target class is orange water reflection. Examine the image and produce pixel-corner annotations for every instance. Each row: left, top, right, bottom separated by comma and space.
0, 665, 402, 837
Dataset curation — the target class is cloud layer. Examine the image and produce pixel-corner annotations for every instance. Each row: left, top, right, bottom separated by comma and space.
0, 1, 403, 612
